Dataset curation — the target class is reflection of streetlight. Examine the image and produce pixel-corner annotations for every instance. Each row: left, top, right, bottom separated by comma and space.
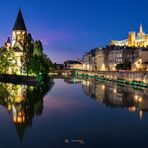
101, 85, 105, 90
128, 106, 136, 112
139, 110, 143, 120
102, 64, 105, 71
113, 88, 117, 94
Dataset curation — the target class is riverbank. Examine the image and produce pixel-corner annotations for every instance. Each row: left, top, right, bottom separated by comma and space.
75, 70, 148, 88
0, 74, 37, 85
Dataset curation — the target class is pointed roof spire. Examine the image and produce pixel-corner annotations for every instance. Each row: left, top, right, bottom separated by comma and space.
140, 23, 143, 33
13, 9, 27, 31
7, 37, 11, 43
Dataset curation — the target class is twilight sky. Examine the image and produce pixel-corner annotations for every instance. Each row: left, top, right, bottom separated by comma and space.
0, 0, 148, 63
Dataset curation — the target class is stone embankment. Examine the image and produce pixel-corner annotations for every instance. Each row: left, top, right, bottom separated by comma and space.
0, 74, 37, 85
76, 70, 148, 87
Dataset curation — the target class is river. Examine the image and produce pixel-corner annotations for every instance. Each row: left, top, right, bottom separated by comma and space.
0, 78, 148, 148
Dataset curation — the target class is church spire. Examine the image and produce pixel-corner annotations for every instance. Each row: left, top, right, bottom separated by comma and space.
137, 23, 145, 37
140, 23, 143, 33
13, 9, 27, 31
7, 36, 11, 43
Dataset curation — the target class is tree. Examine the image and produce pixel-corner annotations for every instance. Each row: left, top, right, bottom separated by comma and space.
0, 48, 16, 74
23, 33, 34, 75
23, 33, 53, 76
116, 61, 131, 70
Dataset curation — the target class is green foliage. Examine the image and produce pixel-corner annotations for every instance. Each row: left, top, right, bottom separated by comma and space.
116, 61, 131, 70
0, 48, 16, 74
0, 33, 53, 75
23, 33, 53, 76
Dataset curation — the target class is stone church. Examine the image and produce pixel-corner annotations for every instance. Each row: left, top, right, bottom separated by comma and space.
5, 9, 27, 74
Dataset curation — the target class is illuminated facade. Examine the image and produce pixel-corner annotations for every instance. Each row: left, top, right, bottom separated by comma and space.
95, 47, 108, 71
132, 48, 148, 71
82, 49, 97, 71
64, 60, 82, 69
110, 24, 148, 47
4, 9, 27, 74
108, 46, 135, 71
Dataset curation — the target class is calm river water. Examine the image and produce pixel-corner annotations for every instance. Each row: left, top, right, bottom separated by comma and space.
0, 78, 148, 148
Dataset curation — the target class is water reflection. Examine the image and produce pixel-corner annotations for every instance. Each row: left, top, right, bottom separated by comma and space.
0, 81, 54, 141
65, 78, 148, 120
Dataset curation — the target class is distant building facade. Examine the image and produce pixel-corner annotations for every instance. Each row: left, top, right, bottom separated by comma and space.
95, 47, 108, 71
132, 48, 148, 71
64, 60, 82, 70
82, 49, 96, 71
108, 46, 135, 71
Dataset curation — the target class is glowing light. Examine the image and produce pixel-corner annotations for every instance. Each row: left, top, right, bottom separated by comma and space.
134, 95, 143, 103
128, 106, 136, 112
139, 110, 143, 120
113, 88, 117, 93
101, 85, 105, 90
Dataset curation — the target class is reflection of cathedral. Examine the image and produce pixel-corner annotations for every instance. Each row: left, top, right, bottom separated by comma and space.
110, 24, 148, 47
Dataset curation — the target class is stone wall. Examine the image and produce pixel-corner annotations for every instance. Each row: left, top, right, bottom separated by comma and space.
76, 70, 148, 85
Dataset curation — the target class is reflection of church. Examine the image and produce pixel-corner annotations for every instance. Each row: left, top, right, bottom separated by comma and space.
110, 24, 148, 47
0, 83, 47, 141
0, 78, 54, 141
4, 9, 27, 74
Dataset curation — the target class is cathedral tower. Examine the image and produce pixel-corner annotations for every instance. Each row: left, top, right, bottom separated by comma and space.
128, 32, 136, 47
12, 9, 27, 47
137, 23, 145, 37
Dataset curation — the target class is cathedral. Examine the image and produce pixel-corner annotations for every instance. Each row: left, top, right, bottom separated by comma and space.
5, 9, 27, 74
110, 24, 148, 47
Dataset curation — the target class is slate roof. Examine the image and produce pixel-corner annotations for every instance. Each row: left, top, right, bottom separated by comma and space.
7, 37, 11, 43
13, 9, 27, 31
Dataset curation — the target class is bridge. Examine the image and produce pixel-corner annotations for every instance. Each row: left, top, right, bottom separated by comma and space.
50, 69, 75, 76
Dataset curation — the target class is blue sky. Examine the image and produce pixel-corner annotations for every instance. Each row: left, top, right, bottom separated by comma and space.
0, 0, 148, 63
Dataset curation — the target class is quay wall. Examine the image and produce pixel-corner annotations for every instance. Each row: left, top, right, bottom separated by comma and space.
76, 70, 148, 85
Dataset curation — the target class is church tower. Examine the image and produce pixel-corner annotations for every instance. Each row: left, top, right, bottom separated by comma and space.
137, 23, 145, 37
12, 9, 27, 47
4, 37, 11, 49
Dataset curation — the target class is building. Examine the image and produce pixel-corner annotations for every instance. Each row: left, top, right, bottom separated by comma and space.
95, 47, 108, 71
55, 64, 64, 70
110, 24, 148, 47
12, 9, 27, 47
108, 46, 135, 71
64, 60, 82, 69
82, 49, 96, 70
132, 48, 148, 71
4, 9, 27, 74
82, 52, 90, 70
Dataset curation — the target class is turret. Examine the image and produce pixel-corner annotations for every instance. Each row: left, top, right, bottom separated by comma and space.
4, 37, 11, 49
